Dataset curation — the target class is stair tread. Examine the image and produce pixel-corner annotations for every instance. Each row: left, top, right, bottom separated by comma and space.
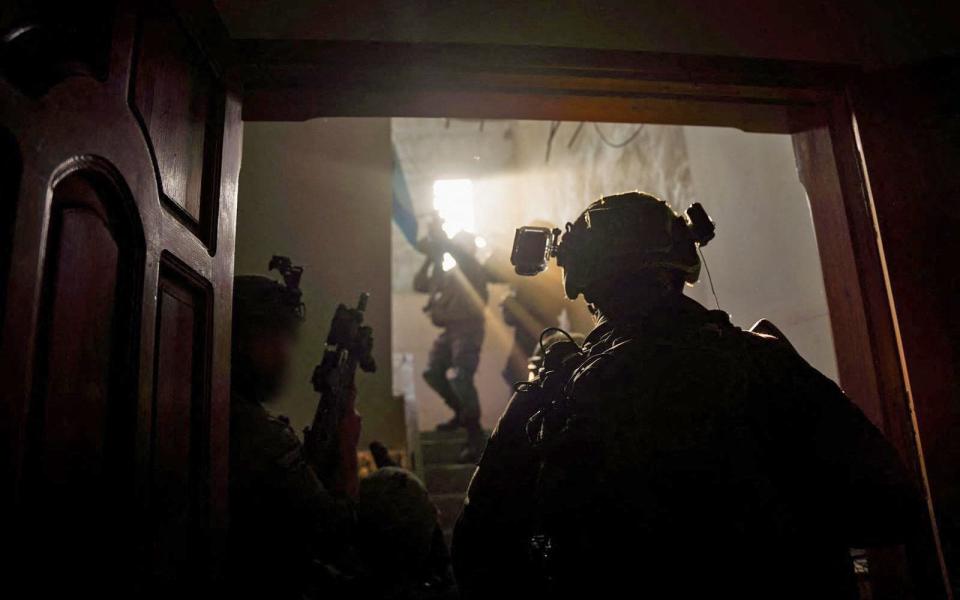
420, 438, 466, 447
419, 430, 468, 443
424, 463, 476, 495
425, 463, 476, 473
419, 429, 490, 443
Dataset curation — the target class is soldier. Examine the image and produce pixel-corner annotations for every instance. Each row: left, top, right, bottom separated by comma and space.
414, 222, 489, 463
226, 267, 358, 599
453, 192, 923, 599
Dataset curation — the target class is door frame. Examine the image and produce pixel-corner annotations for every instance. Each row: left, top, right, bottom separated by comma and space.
230, 39, 949, 595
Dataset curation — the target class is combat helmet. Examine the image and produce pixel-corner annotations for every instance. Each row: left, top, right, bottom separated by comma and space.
557, 192, 714, 300
232, 256, 306, 340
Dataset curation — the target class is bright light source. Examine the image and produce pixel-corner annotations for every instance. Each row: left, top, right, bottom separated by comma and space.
441, 252, 457, 272
433, 178, 474, 238
474, 236, 487, 249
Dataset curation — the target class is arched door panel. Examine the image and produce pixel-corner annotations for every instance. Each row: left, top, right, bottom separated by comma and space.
20, 168, 143, 591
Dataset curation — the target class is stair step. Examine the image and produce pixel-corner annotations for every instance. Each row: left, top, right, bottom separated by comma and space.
424, 463, 476, 495
419, 429, 490, 444
432, 492, 465, 531
419, 429, 467, 443
421, 438, 468, 465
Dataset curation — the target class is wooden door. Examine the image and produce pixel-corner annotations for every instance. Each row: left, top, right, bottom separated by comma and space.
0, 1, 240, 594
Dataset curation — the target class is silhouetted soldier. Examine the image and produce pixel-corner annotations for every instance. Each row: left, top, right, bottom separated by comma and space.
453, 192, 922, 599
226, 267, 356, 599
414, 222, 489, 462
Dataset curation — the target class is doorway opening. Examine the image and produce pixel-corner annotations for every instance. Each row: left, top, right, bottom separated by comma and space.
390, 118, 837, 438
232, 115, 841, 553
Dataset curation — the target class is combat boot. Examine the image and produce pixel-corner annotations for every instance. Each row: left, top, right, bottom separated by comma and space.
435, 414, 462, 432
458, 424, 487, 464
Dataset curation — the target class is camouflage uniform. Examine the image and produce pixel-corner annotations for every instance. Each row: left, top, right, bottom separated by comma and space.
226, 268, 355, 598
453, 296, 921, 599
227, 390, 354, 599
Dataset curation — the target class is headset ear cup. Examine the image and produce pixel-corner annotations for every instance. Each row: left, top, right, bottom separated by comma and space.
562, 262, 583, 299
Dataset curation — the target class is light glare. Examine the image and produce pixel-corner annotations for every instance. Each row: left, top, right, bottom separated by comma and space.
442, 252, 457, 272
433, 178, 475, 238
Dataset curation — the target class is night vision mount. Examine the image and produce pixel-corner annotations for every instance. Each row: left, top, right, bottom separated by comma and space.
509, 202, 715, 277
268, 255, 306, 320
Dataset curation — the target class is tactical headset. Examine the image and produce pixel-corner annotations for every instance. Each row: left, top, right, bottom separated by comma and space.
510, 192, 715, 300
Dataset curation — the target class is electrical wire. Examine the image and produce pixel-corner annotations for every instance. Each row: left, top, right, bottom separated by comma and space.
567, 121, 585, 148
698, 246, 721, 310
545, 120, 562, 163
593, 122, 644, 148
539, 326, 580, 354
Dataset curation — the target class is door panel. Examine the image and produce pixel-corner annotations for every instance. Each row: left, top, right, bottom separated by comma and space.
20, 169, 142, 593
132, 3, 224, 247
151, 254, 212, 585
0, 1, 240, 594
33, 174, 123, 486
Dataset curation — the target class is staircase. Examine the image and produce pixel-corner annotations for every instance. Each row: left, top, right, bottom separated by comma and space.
420, 429, 481, 545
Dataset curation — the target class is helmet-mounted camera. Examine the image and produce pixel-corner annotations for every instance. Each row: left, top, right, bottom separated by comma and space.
509, 226, 561, 276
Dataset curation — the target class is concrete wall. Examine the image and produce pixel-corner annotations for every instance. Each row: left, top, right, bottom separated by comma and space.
235, 117, 404, 449
682, 127, 838, 381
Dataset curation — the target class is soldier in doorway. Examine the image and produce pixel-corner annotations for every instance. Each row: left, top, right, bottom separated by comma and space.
453, 192, 923, 599
226, 265, 358, 599
227, 259, 456, 599
414, 219, 490, 463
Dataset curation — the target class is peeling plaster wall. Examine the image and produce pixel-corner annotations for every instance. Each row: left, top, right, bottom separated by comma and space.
509, 121, 695, 226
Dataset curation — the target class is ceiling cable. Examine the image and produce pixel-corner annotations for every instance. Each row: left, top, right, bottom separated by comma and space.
593, 122, 645, 148
545, 120, 562, 163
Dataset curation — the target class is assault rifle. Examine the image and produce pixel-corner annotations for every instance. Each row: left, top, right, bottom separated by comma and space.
303, 293, 376, 496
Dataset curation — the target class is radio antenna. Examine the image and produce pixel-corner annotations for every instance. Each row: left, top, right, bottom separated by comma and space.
698, 247, 721, 310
